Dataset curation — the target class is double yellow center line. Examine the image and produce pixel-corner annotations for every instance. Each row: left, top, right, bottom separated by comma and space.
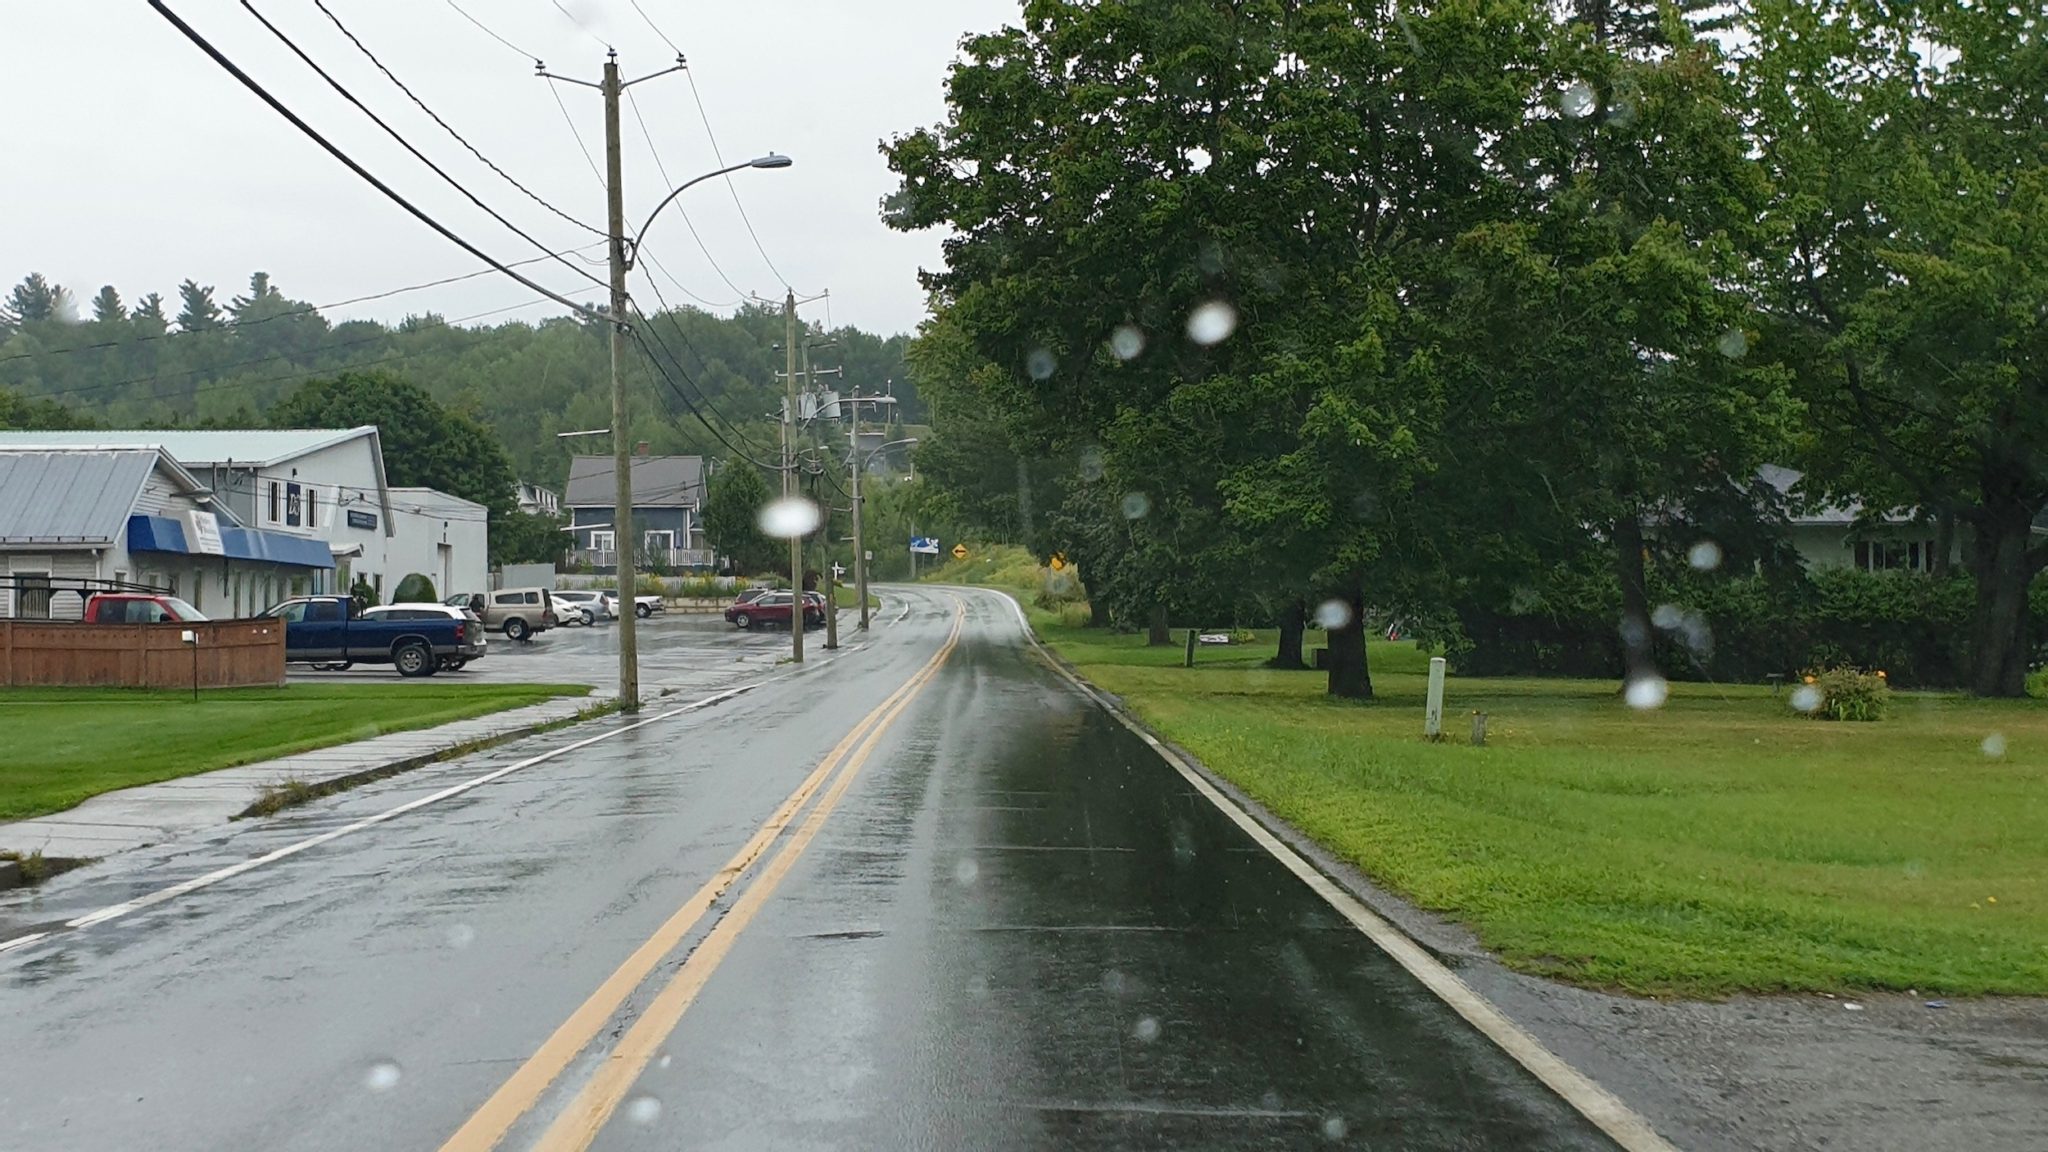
438, 598, 966, 1152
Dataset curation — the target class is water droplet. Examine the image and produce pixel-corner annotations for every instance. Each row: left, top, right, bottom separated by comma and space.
657, 1052, 672, 1069
1560, 80, 1596, 119
1260, 1088, 1283, 1111
1101, 969, 1129, 997
1132, 1016, 1161, 1042
953, 859, 979, 885
1790, 684, 1823, 713
1624, 676, 1668, 710
1120, 491, 1152, 520
1618, 616, 1650, 650
757, 496, 821, 539
1322, 1114, 1349, 1140
1982, 732, 2007, 758
1197, 239, 1228, 274
1026, 347, 1057, 381
445, 923, 475, 950
1109, 325, 1146, 361
1313, 599, 1353, 631
1186, 300, 1239, 346
1651, 603, 1683, 630
1688, 540, 1723, 571
363, 1061, 402, 1092
1904, 859, 1926, 879
625, 1095, 662, 1125
1078, 445, 1106, 482
1716, 328, 1749, 359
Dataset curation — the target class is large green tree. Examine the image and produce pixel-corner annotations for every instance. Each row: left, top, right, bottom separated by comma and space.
271, 370, 517, 521
701, 461, 781, 575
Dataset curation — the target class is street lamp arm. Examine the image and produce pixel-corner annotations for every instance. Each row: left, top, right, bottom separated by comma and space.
629, 154, 792, 265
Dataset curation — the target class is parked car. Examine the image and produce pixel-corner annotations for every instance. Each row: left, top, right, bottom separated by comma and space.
549, 589, 617, 625
361, 603, 487, 671
263, 596, 473, 677
631, 593, 665, 618
465, 587, 558, 641
724, 589, 826, 631
82, 592, 208, 624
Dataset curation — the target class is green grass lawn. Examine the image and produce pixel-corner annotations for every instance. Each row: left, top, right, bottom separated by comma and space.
0, 683, 589, 822
1030, 612, 2048, 998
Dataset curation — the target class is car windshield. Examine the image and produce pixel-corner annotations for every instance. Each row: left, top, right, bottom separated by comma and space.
162, 597, 206, 621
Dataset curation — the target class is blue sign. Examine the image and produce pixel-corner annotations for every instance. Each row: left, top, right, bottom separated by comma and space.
910, 536, 940, 555
347, 509, 378, 530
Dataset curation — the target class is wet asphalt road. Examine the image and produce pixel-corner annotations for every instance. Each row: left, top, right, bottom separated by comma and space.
0, 586, 1616, 1151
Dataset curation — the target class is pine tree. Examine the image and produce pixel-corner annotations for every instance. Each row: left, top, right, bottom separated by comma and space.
5, 273, 61, 324
131, 292, 169, 336
175, 279, 221, 332
91, 285, 126, 324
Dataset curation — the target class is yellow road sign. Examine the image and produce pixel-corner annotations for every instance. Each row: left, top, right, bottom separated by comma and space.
952, 544, 969, 560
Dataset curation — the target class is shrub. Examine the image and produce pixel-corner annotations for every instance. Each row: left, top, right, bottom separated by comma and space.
1794, 666, 1891, 721
2027, 668, 2048, 700
392, 573, 438, 604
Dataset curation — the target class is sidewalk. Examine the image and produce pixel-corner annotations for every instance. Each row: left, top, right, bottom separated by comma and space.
0, 693, 605, 863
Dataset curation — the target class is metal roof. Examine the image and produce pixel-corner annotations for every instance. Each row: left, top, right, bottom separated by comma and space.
0, 450, 160, 546
563, 455, 705, 508
0, 427, 376, 467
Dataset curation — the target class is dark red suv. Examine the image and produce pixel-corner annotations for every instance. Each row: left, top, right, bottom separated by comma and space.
725, 590, 825, 631
83, 592, 209, 623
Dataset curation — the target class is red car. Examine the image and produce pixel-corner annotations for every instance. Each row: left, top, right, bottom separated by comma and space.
725, 590, 825, 631
83, 592, 208, 624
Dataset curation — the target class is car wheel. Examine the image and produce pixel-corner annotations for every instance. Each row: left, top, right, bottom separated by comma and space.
733, 612, 753, 630
504, 617, 531, 642
395, 642, 434, 678
636, 602, 652, 618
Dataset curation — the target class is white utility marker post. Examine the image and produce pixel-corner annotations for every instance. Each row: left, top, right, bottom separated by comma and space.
1424, 656, 1447, 740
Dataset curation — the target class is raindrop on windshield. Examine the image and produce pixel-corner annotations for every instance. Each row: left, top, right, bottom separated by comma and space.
1651, 603, 1683, 630
1982, 732, 2007, 758
1624, 675, 1669, 710
363, 1061, 402, 1092
1121, 491, 1152, 520
444, 923, 475, 950
1322, 1115, 1349, 1141
953, 858, 980, 885
657, 1051, 673, 1069
1132, 1016, 1161, 1043
1026, 347, 1058, 381
1078, 445, 1106, 481
758, 496, 821, 540
1313, 599, 1352, 630
1109, 325, 1146, 361
1186, 300, 1239, 346
625, 1095, 663, 1125
1560, 80, 1596, 118
1716, 328, 1749, 359
1688, 540, 1723, 571
1789, 684, 1823, 713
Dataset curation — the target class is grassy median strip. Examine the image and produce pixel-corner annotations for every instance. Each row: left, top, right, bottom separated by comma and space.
0, 683, 589, 822
1036, 619, 2048, 998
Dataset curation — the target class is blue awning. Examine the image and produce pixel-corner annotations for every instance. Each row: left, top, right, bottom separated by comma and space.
127, 514, 335, 570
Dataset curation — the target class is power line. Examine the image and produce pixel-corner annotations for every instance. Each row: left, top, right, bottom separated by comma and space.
685, 68, 791, 289
626, 323, 783, 472
240, 1, 604, 290
309, 0, 606, 239
548, 0, 609, 49
149, 0, 602, 321
630, 277, 781, 461
628, 0, 682, 55
548, 77, 607, 191
624, 87, 747, 305
442, 0, 534, 60
0, 242, 603, 366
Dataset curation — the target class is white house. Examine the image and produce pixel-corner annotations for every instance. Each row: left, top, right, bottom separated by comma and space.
0, 428, 489, 606
516, 480, 560, 518
0, 447, 334, 618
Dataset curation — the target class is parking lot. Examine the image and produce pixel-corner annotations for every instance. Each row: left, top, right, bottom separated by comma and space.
287, 608, 809, 692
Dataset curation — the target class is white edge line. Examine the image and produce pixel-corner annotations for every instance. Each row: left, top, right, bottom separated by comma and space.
983, 587, 1681, 1152
0, 931, 48, 954
59, 680, 767, 934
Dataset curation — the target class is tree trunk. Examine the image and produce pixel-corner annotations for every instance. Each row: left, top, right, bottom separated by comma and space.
1968, 510, 2035, 697
1270, 600, 1307, 669
1931, 512, 1955, 579
1326, 587, 1373, 699
1613, 512, 1655, 684
1147, 603, 1171, 647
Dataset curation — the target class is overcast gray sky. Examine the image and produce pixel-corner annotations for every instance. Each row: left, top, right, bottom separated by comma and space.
3, 1, 1020, 338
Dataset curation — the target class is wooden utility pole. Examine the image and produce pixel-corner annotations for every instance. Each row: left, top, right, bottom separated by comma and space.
784, 289, 804, 664
602, 52, 640, 712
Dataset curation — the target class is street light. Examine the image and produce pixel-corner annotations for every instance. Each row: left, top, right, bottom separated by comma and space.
607, 153, 790, 712
849, 432, 918, 632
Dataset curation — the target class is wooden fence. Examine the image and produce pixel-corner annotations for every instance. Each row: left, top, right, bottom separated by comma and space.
0, 620, 286, 689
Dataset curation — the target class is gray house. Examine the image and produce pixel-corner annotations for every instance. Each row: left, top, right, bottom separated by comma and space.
564, 454, 711, 572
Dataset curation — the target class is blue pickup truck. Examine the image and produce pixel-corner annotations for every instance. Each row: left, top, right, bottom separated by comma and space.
262, 596, 476, 677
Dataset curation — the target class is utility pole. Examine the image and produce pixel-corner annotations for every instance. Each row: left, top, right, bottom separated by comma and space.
602, 53, 640, 713
784, 289, 804, 664
850, 398, 868, 631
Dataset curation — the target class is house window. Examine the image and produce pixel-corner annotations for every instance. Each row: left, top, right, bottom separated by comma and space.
269, 481, 281, 523
1855, 540, 1933, 572
590, 530, 615, 552
306, 487, 318, 529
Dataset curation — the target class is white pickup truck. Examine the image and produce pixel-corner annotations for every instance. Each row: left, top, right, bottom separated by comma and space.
630, 594, 665, 618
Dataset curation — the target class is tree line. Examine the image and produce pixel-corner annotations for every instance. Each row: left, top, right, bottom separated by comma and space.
886, 0, 2048, 696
